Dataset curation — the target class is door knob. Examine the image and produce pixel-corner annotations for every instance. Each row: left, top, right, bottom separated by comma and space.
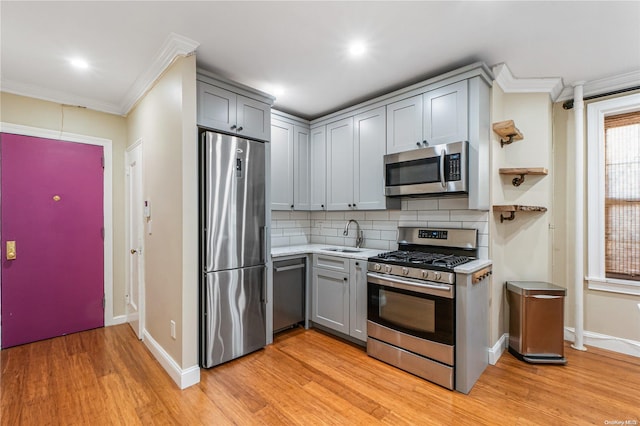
130, 249, 137, 254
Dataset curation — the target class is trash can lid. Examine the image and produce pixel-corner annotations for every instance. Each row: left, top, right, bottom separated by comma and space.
506, 281, 567, 296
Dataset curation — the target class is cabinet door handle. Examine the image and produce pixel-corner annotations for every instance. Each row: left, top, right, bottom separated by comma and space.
352, 203, 356, 208
416, 141, 421, 147
230, 124, 237, 130
291, 204, 294, 209
348, 204, 352, 208
321, 204, 325, 209
343, 277, 348, 281
237, 126, 243, 131
439, 149, 447, 189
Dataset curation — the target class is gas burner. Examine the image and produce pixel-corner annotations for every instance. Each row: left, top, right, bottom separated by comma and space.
370, 250, 473, 271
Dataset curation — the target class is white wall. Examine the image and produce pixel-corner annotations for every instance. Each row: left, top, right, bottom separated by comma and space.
489, 88, 554, 344
126, 55, 199, 385
553, 99, 640, 346
0, 92, 127, 320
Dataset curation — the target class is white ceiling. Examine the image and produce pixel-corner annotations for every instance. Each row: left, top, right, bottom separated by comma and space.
2, 1, 639, 119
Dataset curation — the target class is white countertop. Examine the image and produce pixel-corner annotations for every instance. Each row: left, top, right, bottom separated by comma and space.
454, 258, 493, 274
272, 244, 492, 274
271, 244, 386, 261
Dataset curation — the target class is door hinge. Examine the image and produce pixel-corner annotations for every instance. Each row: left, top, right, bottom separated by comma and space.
101, 227, 105, 240
101, 156, 105, 169
102, 295, 106, 310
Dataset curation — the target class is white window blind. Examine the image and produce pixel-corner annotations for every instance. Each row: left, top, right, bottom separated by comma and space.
604, 111, 640, 281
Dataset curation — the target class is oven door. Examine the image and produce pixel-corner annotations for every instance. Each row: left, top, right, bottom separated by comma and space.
367, 272, 454, 346
384, 141, 467, 197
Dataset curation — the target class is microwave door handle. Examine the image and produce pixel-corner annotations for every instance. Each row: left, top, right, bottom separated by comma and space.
439, 149, 446, 188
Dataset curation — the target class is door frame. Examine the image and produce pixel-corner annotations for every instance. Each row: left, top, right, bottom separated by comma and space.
0, 122, 114, 349
125, 139, 145, 339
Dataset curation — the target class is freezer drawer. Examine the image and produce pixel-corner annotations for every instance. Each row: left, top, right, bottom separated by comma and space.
201, 266, 266, 368
507, 281, 566, 364
273, 258, 306, 333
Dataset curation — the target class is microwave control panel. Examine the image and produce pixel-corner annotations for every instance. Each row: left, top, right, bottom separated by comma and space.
445, 153, 462, 181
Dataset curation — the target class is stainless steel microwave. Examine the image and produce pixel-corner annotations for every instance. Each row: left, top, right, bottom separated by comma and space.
384, 141, 468, 197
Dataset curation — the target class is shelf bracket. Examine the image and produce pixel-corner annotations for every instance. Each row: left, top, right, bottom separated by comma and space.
500, 134, 517, 148
512, 174, 526, 187
500, 211, 516, 223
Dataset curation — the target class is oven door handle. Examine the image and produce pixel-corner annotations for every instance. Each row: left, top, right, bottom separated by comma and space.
367, 272, 454, 298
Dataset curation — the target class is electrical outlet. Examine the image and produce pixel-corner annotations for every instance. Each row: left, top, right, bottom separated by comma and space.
170, 320, 176, 339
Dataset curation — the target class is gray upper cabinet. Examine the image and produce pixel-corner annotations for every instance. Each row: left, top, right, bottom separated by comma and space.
325, 108, 399, 211
386, 80, 468, 154
309, 125, 327, 211
271, 112, 312, 211
423, 80, 468, 146
326, 117, 355, 211
198, 81, 271, 142
293, 124, 311, 210
354, 107, 391, 210
270, 118, 294, 210
386, 95, 423, 154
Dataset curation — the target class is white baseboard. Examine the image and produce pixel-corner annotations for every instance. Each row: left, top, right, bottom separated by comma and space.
142, 330, 201, 389
108, 315, 127, 326
488, 333, 509, 365
564, 327, 640, 358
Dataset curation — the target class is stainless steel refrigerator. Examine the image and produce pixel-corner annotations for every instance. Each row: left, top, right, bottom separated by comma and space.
199, 130, 267, 368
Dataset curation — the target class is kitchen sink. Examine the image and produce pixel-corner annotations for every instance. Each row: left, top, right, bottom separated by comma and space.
321, 248, 361, 253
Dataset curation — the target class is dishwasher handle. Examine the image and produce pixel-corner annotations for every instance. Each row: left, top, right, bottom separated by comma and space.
274, 263, 305, 273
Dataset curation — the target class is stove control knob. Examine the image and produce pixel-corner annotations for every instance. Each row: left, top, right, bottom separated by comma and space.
374, 263, 382, 271
427, 271, 438, 281
421, 270, 428, 279
402, 267, 409, 276
434, 271, 441, 281
384, 265, 392, 273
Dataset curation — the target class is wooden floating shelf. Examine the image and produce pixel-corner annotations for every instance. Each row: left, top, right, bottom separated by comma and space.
493, 120, 524, 147
499, 167, 548, 186
493, 205, 548, 223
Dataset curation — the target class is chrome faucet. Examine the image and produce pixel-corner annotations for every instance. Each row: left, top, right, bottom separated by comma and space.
343, 219, 364, 248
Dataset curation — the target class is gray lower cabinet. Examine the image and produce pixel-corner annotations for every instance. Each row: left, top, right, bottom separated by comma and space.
311, 254, 367, 342
312, 267, 350, 334
348, 259, 367, 341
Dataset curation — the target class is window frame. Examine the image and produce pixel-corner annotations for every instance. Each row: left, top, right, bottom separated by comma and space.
586, 93, 640, 296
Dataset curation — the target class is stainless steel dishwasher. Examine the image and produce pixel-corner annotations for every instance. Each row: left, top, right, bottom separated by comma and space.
273, 258, 306, 333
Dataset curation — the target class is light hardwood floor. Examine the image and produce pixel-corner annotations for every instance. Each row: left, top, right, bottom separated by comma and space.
1, 324, 639, 425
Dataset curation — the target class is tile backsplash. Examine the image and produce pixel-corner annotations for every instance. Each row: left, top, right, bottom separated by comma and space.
271, 197, 489, 259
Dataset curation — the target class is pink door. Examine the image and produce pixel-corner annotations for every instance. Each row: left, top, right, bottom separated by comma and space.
1, 133, 104, 348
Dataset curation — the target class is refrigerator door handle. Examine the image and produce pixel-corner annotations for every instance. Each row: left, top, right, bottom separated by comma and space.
261, 226, 268, 264
263, 266, 268, 304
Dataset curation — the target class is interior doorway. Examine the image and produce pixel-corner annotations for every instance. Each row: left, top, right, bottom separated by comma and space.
125, 141, 144, 339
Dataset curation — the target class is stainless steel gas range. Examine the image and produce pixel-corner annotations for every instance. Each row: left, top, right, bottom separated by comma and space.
366, 227, 492, 393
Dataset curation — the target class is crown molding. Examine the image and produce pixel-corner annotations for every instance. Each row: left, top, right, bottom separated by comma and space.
556, 69, 640, 102
1, 32, 199, 116
492, 63, 564, 101
0, 79, 123, 115
120, 32, 199, 115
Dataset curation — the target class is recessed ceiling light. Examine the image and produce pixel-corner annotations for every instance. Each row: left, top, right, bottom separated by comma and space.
70, 58, 89, 70
348, 41, 367, 57
264, 85, 285, 99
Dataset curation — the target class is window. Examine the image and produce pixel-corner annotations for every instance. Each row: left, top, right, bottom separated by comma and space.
587, 93, 640, 295
604, 112, 640, 281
